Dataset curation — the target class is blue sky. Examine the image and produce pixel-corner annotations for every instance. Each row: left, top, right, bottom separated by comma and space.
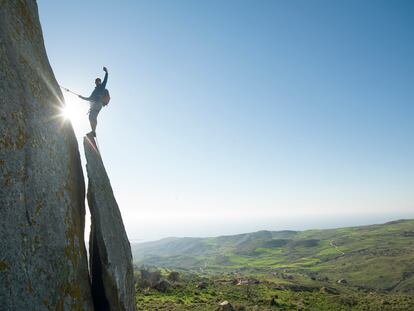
38, 1, 413, 241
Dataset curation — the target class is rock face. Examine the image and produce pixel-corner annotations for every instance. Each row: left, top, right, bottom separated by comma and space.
84, 138, 136, 311
0, 1, 93, 310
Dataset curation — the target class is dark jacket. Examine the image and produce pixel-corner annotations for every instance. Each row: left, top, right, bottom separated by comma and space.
80, 72, 108, 102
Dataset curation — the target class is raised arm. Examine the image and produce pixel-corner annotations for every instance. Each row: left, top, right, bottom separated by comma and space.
101, 67, 108, 88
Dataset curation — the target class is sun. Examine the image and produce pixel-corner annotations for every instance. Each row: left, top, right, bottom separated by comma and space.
61, 103, 77, 121
57, 93, 90, 137
60, 94, 83, 124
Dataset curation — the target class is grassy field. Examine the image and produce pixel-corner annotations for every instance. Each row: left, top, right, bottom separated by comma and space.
134, 270, 414, 310
133, 219, 414, 310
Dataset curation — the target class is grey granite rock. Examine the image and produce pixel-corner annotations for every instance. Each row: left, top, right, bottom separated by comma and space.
0, 1, 93, 310
84, 138, 136, 311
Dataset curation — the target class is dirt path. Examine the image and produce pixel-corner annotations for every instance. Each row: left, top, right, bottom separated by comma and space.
329, 240, 345, 255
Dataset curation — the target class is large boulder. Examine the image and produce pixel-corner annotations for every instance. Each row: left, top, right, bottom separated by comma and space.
0, 1, 93, 310
84, 138, 136, 311
218, 301, 235, 311
153, 280, 171, 293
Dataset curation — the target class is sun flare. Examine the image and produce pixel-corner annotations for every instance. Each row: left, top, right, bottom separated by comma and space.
60, 94, 84, 124
61, 104, 76, 121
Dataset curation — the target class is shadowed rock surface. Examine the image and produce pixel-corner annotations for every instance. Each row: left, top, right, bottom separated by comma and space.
84, 138, 136, 311
0, 1, 93, 310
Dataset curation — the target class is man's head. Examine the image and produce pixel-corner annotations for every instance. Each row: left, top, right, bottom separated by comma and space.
95, 78, 101, 86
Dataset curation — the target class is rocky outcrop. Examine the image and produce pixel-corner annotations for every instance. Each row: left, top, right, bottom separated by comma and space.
84, 138, 136, 311
0, 1, 93, 310
218, 301, 235, 311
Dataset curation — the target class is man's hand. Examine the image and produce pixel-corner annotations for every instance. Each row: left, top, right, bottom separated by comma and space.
103, 66, 108, 73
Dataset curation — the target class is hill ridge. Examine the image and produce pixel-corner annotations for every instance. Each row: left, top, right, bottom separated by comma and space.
132, 219, 414, 294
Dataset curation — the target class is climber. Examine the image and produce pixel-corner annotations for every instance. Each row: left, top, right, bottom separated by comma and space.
78, 66, 109, 138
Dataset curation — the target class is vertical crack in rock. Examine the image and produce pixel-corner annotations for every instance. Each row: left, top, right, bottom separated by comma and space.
0, 1, 93, 310
84, 138, 136, 311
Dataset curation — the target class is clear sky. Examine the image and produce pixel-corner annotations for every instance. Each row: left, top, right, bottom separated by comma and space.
38, 1, 413, 241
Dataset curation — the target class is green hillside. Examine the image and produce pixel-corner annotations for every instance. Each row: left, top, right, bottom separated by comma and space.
133, 219, 414, 293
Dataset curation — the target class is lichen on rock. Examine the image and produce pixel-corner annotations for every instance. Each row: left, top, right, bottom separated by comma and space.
0, 1, 93, 310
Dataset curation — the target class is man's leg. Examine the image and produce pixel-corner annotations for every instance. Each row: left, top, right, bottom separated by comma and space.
88, 105, 101, 137
91, 119, 97, 133
89, 114, 97, 136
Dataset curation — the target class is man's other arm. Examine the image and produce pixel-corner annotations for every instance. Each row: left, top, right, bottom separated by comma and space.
78, 95, 91, 101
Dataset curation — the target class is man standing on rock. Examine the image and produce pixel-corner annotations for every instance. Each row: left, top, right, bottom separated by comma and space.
79, 67, 108, 138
